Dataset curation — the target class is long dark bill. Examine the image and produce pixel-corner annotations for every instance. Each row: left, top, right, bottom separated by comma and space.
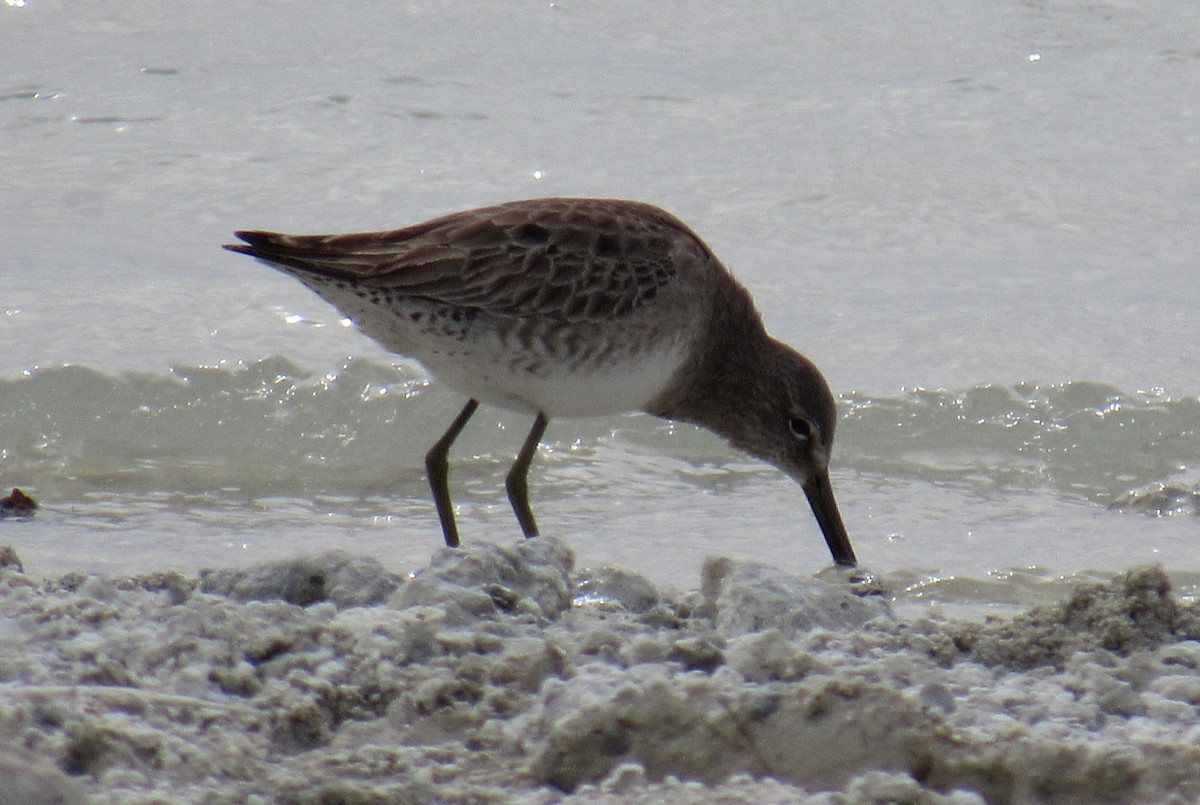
802, 470, 858, 567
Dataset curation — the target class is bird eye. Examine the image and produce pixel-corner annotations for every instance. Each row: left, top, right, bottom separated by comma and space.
788, 416, 813, 441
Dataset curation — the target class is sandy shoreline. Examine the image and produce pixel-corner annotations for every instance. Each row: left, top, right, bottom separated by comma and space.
3, 537, 1200, 804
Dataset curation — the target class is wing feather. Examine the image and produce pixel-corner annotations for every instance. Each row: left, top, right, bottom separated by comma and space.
225, 198, 713, 322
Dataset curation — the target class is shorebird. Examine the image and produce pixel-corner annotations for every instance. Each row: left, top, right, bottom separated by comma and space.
225, 198, 857, 566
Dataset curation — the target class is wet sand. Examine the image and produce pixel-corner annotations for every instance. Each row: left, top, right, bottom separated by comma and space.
2, 537, 1199, 804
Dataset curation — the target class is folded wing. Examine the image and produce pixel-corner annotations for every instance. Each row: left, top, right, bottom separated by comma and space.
225, 198, 712, 323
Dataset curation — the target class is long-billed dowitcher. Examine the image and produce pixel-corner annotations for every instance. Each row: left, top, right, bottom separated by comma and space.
225, 198, 857, 566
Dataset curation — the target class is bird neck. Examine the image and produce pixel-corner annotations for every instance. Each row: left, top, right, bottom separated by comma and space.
645, 280, 771, 433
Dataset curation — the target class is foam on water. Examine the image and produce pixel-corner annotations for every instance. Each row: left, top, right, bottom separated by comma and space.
3, 538, 1200, 803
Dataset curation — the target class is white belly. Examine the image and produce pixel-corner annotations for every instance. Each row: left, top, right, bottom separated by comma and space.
423, 341, 689, 417
299, 277, 694, 417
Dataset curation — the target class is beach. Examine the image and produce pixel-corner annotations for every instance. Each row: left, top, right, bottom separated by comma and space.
3, 537, 1200, 804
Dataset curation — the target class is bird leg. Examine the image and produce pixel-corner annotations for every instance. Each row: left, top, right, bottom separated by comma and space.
424, 398, 480, 547
506, 413, 548, 538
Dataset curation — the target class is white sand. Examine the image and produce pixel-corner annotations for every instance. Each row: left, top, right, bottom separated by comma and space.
2, 537, 1199, 804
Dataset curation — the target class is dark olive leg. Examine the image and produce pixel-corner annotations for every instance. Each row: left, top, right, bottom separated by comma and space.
506, 413, 548, 538
424, 398, 480, 547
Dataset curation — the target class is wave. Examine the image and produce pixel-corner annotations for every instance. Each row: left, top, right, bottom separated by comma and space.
839, 382, 1200, 510
2, 358, 1198, 511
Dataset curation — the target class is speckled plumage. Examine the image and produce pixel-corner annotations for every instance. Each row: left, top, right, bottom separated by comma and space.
226, 197, 857, 566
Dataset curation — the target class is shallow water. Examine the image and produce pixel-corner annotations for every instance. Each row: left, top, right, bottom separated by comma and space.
4, 359, 1200, 610
3, 0, 1200, 618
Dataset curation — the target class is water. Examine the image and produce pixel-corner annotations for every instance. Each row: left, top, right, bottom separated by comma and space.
3, 0, 1200, 601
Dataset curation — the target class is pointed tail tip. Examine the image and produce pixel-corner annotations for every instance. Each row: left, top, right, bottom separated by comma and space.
223, 230, 277, 256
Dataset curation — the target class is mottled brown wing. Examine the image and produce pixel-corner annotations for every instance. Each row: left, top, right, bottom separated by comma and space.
225, 198, 715, 322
